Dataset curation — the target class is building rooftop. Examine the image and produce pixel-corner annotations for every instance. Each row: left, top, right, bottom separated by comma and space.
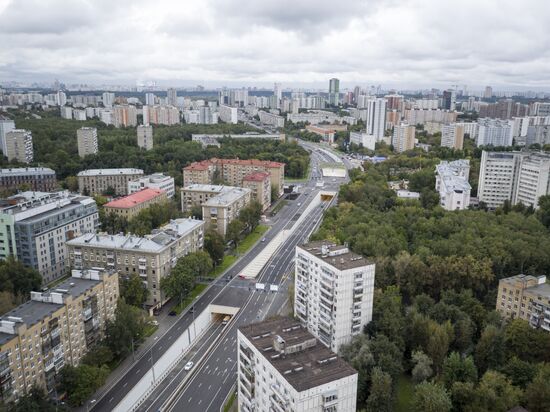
243, 172, 270, 182
436, 160, 472, 193
67, 218, 203, 253
104, 188, 165, 209
297, 240, 373, 271
182, 184, 234, 193
183, 158, 285, 172
239, 317, 357, 392
77, 168, 144, 177
0, 167, 55, 177
204, 187, 251, 207
500, 274, 550, 298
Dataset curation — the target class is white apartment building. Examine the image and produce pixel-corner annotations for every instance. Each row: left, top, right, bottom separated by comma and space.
478, 151, 522, 209
294, 241, 375, 353
73, 109, 87, 121
60, 106, 73, 119
476, 118, 514, 147
77, 168, 144, 196
456, 122, 479, 140
129, 173, 175, 198
392, 123, 416, 153
514, 152, 550, 208
435, 160, 471, 210
441, 123, 465, 150
218, 104, 238, 124
102, 92, 115, 108
77, 127, 98, 158
238, 317, 358, 412
349, 131, 375, 150
258, 111, 285, 128
5, 129, 33, 163
366, 98, 387, 142
403, 109, 457, 125
137, 125, 154, 150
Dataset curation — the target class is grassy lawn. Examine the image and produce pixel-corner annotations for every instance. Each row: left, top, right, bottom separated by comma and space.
211, 255, 237, 277
270, 200, 288, 216
223, 390, 237, 412
394, 374, 414, 412
236, 225, 269, 254
143, 324, 158, 338
174, 283, 208, 314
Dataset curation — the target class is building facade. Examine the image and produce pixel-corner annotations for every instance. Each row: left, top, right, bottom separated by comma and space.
294, 241, 375, 353
238, 317, 358, 412
77, 168, 144, 196
496, 274, 550, 332
137, 125, 153, 150
441, 123, 465, 150
435, 160, 471, 210
103, 188, 167, 219
0, 269, 119, 402
202, 187, 251, 237
0, 119, 15, 155
349, 131, 375, 151
476, 118, 514, 147
0, 191, 99, 283
366, 98, 387, 142
66, 218, 204, 309
5, 130, 33, 163
0, 168, 56, 192
391, 123, 416, 153
128, 173, 175, 198
76, 127, 98, 158
218, 105, 238, 124
258, 111, 285, 128
242, 172, 271, 211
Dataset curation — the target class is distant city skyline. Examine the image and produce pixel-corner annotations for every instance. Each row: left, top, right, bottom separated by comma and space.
1, 0, 550, 91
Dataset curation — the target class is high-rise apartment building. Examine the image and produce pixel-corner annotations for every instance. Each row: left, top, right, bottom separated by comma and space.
67, 218, 204, 310
113, 105, 138, 128
441, 123, 465, 150
273, 83, 282, 109
102, 92, 115, 108
167, 88, 178, 106
483, 86, 493, 99
435, 160, 471, 210
366, 98, 387, 142
76, 127, 98, 158
137, 125, 153, 150
0, 168, 56, 192
0, 119, 15, 155
77, 168, 144, 196
496, 274, 550, 332
476, 118, 514, 147
442, 90, 456, 110
294, 241, 375, 353
218, 104, 238, 124
128, 173, 175, 198
5, 130, 33, 163
258, 111, 285, 128
0, 268, 119, 403
143, 105, 180, 126
145, 92, 156, 106
237, 317, 358, 412
514, 152, 550, 208
391, 123, 416, 153
328, 78, 340, 106
0, 191, 99, 283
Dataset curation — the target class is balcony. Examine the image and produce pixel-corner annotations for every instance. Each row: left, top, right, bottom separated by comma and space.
271, 384, 289, 404
83, 308, 93, 321
44, 359, 55, 372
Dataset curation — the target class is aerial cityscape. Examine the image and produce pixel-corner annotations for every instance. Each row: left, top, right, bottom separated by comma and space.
1, 1, 550, 412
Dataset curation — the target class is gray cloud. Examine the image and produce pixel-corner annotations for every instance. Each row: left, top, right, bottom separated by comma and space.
0, 0, 549, 89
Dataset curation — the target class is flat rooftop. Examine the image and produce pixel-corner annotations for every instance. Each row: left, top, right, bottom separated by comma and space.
182, 184, 234, 193
77, 168, 144, 176
204, 187, 250, 206
239, 317, 356, 392
297, 240, 372, 271
0, 167, 55, 176
104, 188, 165, 209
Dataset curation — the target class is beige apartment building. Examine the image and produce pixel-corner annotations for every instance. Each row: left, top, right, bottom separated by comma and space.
183, 158, 285, 196
180, 184, 232, 213
202, 187, 251, 237
5, 129, 33, 163
76, 127, 98, 158
66, 218, 204, 310
0, 269, 119, 403
242, 171, 271, 211
77, 168, 144, 196
497, 274, 550, 332
103, 188, 167, 219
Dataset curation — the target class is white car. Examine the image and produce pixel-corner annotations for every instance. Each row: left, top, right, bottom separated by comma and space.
184, 361, 194, 371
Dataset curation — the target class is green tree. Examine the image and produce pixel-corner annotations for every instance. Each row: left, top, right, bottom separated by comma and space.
412, 382, 452, 412
6, 386, 61, 411
226, 219, 245, 247
81, 345, 114, 367
525, 363, 550, 412
475, 325, 505, 374
367, 286, 406, 350
474, 370, 522, 412
500, 356, 537, 388
537, 195, 550, 228
426, 320, 453, 375
0, 256, 42, 298
442, 352, 477, 388
204, 230, 225, 265
365, 367, 393, 412
411, 350, 433, 383
60, 364, 110, 406
105, 300, 147, 359
120, 273, 149, 307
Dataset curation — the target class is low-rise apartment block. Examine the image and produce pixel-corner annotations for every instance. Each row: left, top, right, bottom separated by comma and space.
77, 127, 98, 158
242, 172, 271, 211
0, 168, 56, 192
258, 111, 285, 128
183, 158, 285, 196
435, 159, 471, 210
294, 241, 375, 353
5, 130, 33, 163
238, 317, 358, 412
202, 187, 251, 237
0, 191, 99, 283
349, 131, 376, 151
103, 188, 167, 219
66, 218, 204, 310
0, 268, 119, 402
497, 274, 550, 332
128, 173, 175, 198
181, 184, 232, 213
77, 168, 144, 196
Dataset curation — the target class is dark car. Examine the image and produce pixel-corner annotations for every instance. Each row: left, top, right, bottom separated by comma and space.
168, 311, 177, 316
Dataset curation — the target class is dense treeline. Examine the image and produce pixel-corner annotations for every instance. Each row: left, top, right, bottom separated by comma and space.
2, 109, 309, 185
312, 159, 550, 411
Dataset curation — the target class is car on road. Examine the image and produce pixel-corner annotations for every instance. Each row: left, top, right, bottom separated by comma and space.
261, 237, 267, 242
168, 311, 177, 316
149, 320, 159, 326
184, 361, 194, 371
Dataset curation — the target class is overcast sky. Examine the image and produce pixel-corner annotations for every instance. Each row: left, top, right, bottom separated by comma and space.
0, 0, 549, 90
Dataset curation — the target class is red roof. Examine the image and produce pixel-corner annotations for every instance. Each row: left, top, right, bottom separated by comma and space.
183, 158, 285, 171
104, 188, 165, 209
183, 160, 212, 171
243, 172, 270, 182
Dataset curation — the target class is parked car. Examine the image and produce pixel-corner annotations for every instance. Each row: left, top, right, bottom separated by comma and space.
168, 311, 177, 316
